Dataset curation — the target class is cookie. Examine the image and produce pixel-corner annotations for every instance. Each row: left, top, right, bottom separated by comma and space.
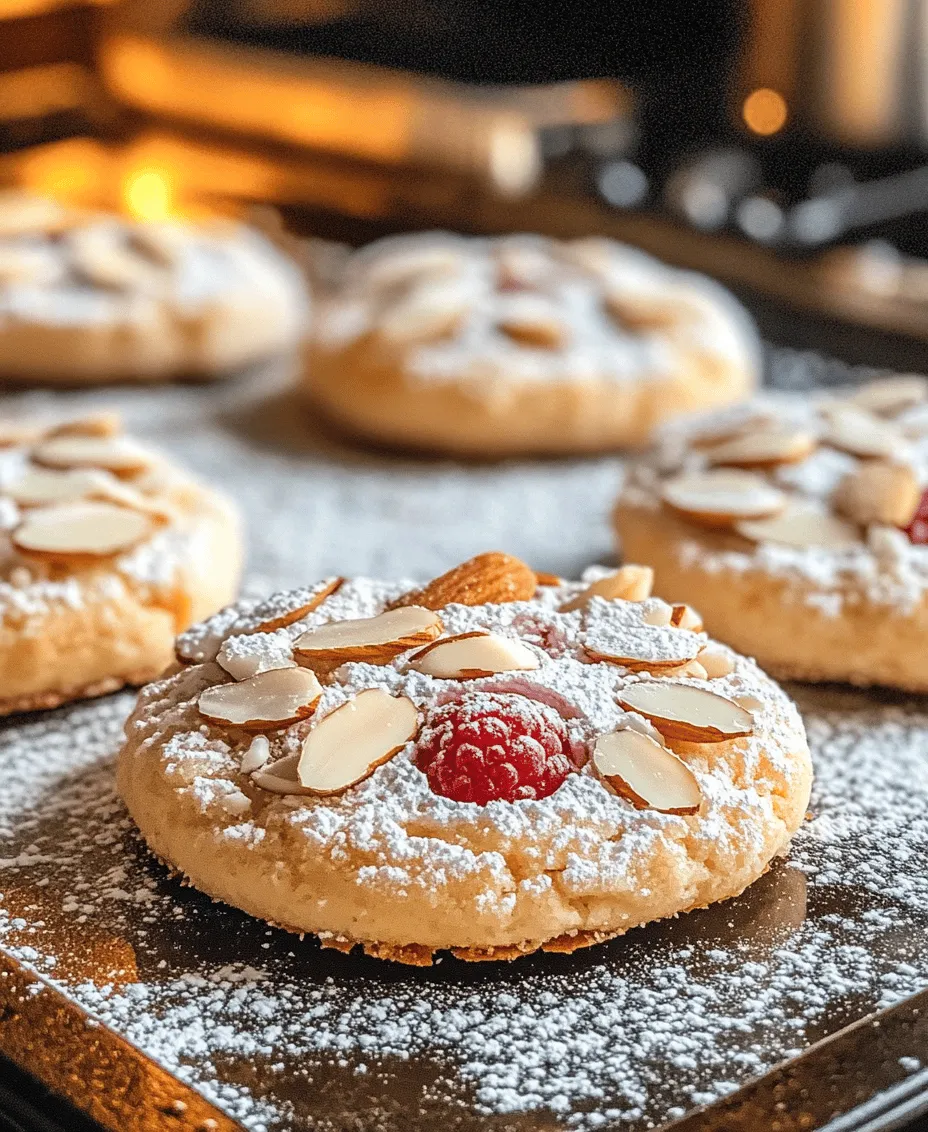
0, 412, 242, 712
301, 232, 760, 456
0, 191, 307, 384
615, 377, 928, 689
117, 552, 811, 963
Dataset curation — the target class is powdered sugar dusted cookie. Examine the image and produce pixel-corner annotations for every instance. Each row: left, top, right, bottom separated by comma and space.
616, 376, 928, 689
0, 191, 307, 383
118, 552, 810, 963
302, 232, 760, 456
0, 412, 241, 713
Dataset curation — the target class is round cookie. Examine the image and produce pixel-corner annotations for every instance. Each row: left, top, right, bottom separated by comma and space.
615, 377, 928, 690
302, 232, 760, 456
118, 552, 811, 963
0, 412, 242, 712
0, 191, 308, 384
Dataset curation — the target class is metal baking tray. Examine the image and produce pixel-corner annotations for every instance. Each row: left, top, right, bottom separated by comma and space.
1, 353, 928, 1132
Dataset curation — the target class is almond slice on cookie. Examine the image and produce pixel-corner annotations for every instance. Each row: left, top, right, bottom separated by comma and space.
849, 375, 928, 417
662, 470, 786, 527
12, 501, 154, 558
31, 435, 154, 476
832, 460, 921, 528
702, 428, 816, 469
585, 629, 703, 673
250, 577, 344, 633
297, 689, 418, 795
823, 405, 903, 460
558, 565, 653, 612
294, 606, 442, 673
592, 728, 702, 814
735, 500, 861, 550
198, 667, 322, 730
389, 552, 537, 611
617, 682, 754, 743
408, 632, 538, 678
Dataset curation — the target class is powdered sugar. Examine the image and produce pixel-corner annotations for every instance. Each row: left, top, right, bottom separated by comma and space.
623, 387, 928, 612
0, 351, 924, 1130
313, 232, 760, 389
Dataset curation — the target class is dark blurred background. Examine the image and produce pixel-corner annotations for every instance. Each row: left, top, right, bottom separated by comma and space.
7, 0, 928, 368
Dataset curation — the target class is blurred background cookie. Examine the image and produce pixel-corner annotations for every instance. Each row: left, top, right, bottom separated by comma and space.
0, 411, 241, 712
0, 191, 308, 384
303, 232, 760, 456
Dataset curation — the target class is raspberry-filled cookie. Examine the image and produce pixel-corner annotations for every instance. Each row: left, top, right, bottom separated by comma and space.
118, 552, 811, 963
302, 232, 760, 456
0, 413, 241, 713
0, 191, 307, 384
616, 376, 928, 689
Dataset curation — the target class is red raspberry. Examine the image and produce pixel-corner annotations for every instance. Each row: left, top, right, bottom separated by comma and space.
906, 489, 928, 544
415, 692, 576, 805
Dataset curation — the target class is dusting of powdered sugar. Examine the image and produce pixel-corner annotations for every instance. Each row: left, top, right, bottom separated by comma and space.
0, 349, 924, 1131
1, 681, 927, 1132
313, 232, 759, 389
622, 387, 928, 613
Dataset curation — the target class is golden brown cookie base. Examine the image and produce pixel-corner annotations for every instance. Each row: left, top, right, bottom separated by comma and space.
0, 666, 162, 717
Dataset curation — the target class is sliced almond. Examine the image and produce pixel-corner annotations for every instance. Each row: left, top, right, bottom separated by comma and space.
662, 470, 786, 527
604, 292, 675, 333
297, 689, 418, 795
390, 552, 537, 611
68, 224, 163, 292
702, 428, 817, 469
534, 571, 562, 587
46, 412, 122, 439
7, 468, 103, 507
364, 244, 463, 292
832, 460, 921, 528
735, 501, 861, 550
377, 281, 469, 345
12, 501, 153, 559
592, 728, 702, 815
689, 411, 779, 450
407, 632, 538, 679
558, 565, 654, 613
197, 667, 323, 730
617, 682, 754, 743
641, 600, 674, 627
240, 734, 271, 773
294, 606, 442, 674
850, 375, 928, 417
662, 659, 709, 680
32, 435, 154, 476
823, 406, 903, 459
497, 294, 566, 349
250, 577, 344, 634
250, 752, 311, 795
585, 629, 702, 673
670, 604, 703, 632
697, 645, 736, 680
0, 421, 42, 448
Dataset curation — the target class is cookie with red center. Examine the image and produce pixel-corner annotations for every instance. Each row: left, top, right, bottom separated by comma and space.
617, 379, 928, 690
118, 554, 811, 964
416, 693, 576, 804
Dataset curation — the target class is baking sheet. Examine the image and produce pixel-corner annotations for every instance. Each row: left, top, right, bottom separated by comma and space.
2, 351, 928, 1132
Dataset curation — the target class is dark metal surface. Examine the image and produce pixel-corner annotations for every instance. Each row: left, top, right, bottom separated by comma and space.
0, 360, 927, 1131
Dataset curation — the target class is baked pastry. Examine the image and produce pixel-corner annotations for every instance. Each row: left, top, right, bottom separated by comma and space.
616, 376, 928, 689
0, 412, 241, 712
302, 232, 760, 456
0, 191, 307, 384
117, 551, 811, 964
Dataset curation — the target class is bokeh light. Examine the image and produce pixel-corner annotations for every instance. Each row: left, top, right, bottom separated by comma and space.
742, 88, 788, 136
122, 167, 173, 220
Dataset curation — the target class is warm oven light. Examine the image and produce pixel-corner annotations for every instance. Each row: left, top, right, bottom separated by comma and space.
122, 167, 173, 220
742, 88, 788, 136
